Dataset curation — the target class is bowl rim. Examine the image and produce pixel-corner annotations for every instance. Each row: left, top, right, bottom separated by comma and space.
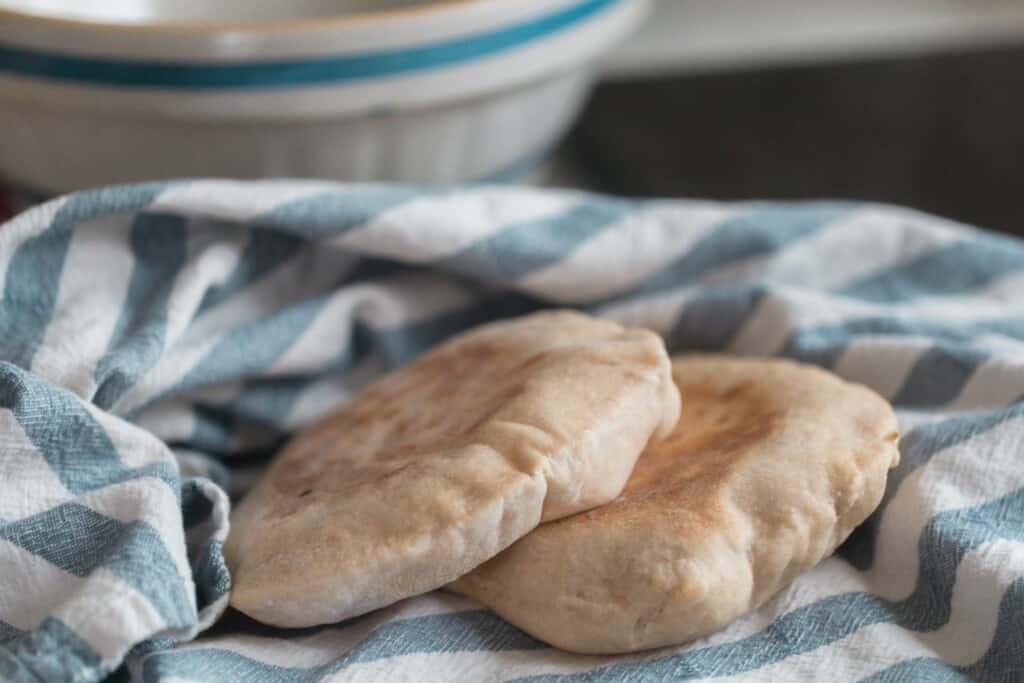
0, 0, 634, 95
0, 0, 491, 34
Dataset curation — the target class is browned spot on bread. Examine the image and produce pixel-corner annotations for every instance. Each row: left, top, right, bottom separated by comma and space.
619, 378, 780, 499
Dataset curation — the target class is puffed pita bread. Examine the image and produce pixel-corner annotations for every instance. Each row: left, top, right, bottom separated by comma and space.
225, 310, 680, 627
449, 354, 900, 654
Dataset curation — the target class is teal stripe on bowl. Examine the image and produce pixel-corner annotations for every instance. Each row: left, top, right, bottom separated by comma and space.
0, 0, 616, 90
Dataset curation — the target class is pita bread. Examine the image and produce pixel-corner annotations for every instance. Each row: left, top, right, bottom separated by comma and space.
225, 310, 680, 627
449, 354, 900, 654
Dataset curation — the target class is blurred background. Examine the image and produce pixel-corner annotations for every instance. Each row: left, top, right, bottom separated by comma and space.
2, 0, 1024, 235
563, 0, 1024, 236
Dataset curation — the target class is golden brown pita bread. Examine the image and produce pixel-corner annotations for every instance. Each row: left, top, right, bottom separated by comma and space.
449, 354, 900, 653
224, 310, 680, 627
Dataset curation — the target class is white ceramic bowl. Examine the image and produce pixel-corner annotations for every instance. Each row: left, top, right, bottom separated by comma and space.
0, 0, 647, 200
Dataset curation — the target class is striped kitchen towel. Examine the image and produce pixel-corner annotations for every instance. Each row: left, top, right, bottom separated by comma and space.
0, 180, 1022, 682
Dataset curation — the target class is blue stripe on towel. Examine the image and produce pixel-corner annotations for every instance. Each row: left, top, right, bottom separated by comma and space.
0, 363, 179, 494
0, 617, 108, 683
94, 212, 189, 410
